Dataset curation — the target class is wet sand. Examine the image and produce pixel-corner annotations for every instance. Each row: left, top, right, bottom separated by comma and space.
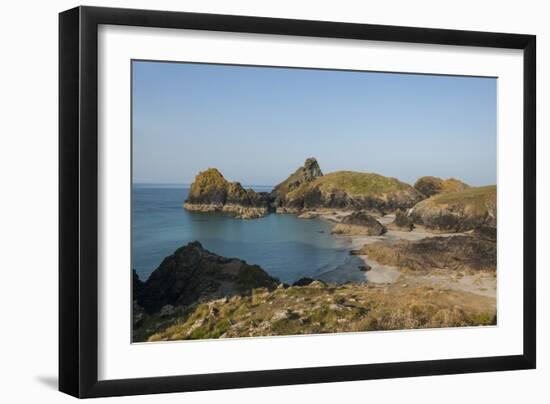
318, 254, 401, 284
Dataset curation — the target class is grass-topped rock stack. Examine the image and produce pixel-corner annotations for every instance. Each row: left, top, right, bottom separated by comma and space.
184, 168, 272, 219
387, 209, 415, 231
185, 158, 426, 218
279, 169, 425, 214
271, 157, 323, 209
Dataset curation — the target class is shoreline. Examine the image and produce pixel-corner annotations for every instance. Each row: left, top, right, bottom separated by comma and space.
309, 209, 496, 300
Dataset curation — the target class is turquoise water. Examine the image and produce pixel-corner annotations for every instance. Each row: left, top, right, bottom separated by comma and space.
132, 184, 351, 283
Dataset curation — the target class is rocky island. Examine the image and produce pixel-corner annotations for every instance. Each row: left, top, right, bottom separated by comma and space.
183, 168, 272, 219
184, 158, 425, 218
182, 158, 496, 240
272, 159, 425, 214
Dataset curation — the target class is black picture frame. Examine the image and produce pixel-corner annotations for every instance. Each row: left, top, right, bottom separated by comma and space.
59, 5, 536, 398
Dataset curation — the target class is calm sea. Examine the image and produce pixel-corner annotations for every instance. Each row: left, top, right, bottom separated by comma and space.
132, 184, 351, 283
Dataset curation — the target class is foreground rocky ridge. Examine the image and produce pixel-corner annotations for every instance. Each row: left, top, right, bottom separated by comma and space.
134, 241, 279, 315
138, 280, 495, 342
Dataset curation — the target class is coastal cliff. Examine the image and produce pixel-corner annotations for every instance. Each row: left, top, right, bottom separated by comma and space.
409, 185, 497, 232
183, 168, 272, 219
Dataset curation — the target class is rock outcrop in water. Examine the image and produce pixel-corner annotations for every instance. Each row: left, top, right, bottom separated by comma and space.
185, 159, 428, 218
409, 185, 496, 232
135, 241, 279, 314
331, 211, 387, 236
184, 168, 272, 219
182, 160, 495, 235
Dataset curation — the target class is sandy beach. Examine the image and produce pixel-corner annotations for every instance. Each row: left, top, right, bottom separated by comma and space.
309, 210, 496, 300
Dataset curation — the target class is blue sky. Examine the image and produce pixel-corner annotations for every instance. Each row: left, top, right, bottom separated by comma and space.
132, 60, 496, 187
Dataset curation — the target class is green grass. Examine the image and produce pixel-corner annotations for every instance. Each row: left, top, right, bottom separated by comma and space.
140, 281, 496, 341
441, 178, 470, 193
288, 171, 412, 198
187, 168, 229, 197
193, 168, 228, 186
414, 176, 469, 196
430, 185, 496, 212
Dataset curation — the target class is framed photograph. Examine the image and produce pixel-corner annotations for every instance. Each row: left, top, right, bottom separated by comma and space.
59, 6, 536, 398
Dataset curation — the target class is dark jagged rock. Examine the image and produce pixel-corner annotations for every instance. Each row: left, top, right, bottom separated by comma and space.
133, 269, 145, 301
331, 211, 387, 236
132, 270, 147, 327
184, 168, 271, 218
341, 211, 386, 229
388, 209, 415, 231
472, 226, 497, 242
135, 241, 279, 314
359, 264, 372, 272
409, 185, 496, 232
292, 277, 315, 287
361, 234, 496, 272
133, 301, 145, 327
271, 158, 323, 208
414, 176, 470, 197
